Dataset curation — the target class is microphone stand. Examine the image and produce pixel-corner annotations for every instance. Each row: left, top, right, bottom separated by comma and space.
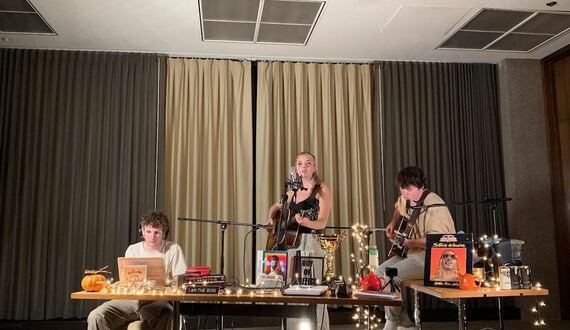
177, 217, 266, 276
177, 218, 265, 330
408, 197, 511, 236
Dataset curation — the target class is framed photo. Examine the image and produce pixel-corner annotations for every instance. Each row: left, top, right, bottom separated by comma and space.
291, 256, 324, 286
262, 250, 288, 278
424, 233, 473, 288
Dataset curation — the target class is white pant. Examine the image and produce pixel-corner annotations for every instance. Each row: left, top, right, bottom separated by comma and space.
376, 254, 424, 322
87, 299, 173, 330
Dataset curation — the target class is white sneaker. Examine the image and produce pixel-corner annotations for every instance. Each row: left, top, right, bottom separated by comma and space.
381, 320, 398, 330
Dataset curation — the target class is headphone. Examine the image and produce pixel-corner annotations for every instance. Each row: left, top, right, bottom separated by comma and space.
138, 224, 169, 239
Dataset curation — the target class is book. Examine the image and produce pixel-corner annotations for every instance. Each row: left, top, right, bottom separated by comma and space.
283, 285, 328, 296
354, 290, 399, 299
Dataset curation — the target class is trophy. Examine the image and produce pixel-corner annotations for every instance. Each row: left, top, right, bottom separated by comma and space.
313, 232, 346, 280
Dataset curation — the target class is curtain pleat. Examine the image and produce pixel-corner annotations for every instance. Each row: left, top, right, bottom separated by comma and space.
164, 59, 253, 280
256, 61, 375, 279
0, 49, 164, 320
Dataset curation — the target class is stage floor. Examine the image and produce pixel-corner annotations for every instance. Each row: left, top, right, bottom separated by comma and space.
1, 319, 569, 330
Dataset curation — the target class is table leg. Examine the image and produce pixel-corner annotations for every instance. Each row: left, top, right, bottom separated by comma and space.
497, 297, 504, 330
458, 298, 467, 330
413, 289, 422, 330
367, 306, 371, 330
219, 315, 224, 330
174, 302, 180, 330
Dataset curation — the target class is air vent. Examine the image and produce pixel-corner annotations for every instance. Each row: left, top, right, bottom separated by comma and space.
438, 8, 570, 52
199, 0, 325, 45
0, 0, 55, 34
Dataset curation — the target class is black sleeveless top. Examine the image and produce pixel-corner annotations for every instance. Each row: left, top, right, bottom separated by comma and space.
289, 184, 321, 234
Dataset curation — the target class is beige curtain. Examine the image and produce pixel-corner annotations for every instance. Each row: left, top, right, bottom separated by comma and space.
256, 61, 375, 279
164, 59, 253, 279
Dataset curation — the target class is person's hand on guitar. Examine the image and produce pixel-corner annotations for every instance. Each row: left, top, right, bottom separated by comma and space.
386, 208, 402, 241
265, 216, 275, 231
293, 213, 305, 226
386, 222, 396, 240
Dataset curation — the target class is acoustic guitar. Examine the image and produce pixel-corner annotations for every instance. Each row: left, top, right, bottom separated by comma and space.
265, 204, 318, 250
388, 217, 416, 258
388, 190, 431, 258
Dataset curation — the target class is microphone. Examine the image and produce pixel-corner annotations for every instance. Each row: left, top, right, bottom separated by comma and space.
288, 166, 304, 191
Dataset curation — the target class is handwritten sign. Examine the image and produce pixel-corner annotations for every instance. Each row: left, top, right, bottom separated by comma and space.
122, 265, 147, 283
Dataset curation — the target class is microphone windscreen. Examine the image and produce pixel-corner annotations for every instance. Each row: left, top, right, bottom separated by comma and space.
289, 166, 297, 182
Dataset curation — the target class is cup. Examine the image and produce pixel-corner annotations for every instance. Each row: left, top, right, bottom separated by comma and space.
459, 273, 482, 290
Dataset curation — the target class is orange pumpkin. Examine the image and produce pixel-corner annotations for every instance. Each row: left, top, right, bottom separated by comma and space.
81, 274, 107, 292
81, 265, 111, 292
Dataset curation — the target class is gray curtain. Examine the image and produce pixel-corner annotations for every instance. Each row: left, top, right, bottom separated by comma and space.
373, 61, 505, 310
0, 49, 165, 319
374, 61, 505, 240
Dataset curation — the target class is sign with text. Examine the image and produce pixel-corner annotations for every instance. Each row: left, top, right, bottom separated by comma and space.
424, 233, 473, 288
123, 264, 147, 283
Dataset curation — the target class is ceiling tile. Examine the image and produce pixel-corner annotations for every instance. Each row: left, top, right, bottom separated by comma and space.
487, 33, 552, 51
257, 23, 311, 44
261, 0, 323, 24
203, 21, 255, 42
439, 31, 502, 49
462, 9, 533, 32
0, 0, 34, 12
0, 12, 54, 33
515, 13, 570, 35
201, 0, 260, 22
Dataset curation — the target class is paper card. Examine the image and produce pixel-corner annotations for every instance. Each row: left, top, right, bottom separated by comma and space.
122, 264, 148, 283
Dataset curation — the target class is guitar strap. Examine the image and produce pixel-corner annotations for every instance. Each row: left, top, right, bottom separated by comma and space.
405, 189, 431, 225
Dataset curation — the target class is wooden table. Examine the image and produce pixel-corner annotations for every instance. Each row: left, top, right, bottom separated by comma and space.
71, 288, 401, 329
402, 280, 549, 330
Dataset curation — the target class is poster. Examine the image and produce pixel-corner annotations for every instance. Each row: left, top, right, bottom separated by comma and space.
424, 233, 473, 288
262, 250, 288, 278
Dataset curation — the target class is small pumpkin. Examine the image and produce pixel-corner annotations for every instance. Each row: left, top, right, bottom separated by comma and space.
81, 266, 111, 292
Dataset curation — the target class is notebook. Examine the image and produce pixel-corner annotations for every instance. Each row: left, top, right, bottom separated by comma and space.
283, 285, 328, 296
117, 257, 166, 287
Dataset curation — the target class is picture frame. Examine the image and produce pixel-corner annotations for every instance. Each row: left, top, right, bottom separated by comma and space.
291, 256, 324, 286
262, 250, 288, 279
424, 233, 473, 288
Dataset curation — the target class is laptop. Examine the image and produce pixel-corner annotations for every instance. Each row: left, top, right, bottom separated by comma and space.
117, 257, 166, 287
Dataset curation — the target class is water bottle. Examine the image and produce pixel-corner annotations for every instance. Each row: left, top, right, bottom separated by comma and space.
369, 245, 379, 271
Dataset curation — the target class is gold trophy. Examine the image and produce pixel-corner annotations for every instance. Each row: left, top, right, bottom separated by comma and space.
313, 232, 346, 280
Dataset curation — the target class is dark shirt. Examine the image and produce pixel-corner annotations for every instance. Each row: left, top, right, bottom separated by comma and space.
290, 193, 320, 234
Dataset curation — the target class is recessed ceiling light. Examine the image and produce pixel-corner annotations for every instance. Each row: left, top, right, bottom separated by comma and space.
1, 37, 12, 42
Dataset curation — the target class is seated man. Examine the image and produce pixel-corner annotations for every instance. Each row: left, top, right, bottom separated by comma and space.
88, 210, 187, 330
376, 166, 455, 330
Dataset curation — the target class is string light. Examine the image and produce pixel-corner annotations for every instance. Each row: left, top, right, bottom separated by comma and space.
350, 224, 382, 329
479, 233, 548, 327
531, 300, 547, 327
